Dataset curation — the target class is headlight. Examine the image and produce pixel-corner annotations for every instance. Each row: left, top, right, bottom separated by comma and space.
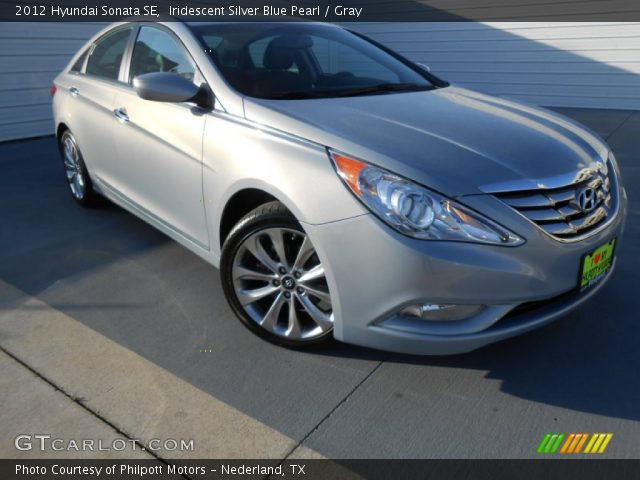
330, 151, 524, 246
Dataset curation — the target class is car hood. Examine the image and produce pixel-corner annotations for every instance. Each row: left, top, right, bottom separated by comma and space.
243, 86, 609, 196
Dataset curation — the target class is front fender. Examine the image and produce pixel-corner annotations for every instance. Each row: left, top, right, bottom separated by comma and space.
203, 111, 367, 259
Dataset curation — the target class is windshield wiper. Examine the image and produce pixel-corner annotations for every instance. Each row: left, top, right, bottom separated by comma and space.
261, 91, 327, 100
334, 82, 434, 97
261, 83, 434, 100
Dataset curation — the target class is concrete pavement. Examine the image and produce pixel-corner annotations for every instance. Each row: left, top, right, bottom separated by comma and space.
0, 349, 154, 460
0, 107, 639, 462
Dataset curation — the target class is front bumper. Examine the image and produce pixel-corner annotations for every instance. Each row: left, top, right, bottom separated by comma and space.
303, 191, 627, 355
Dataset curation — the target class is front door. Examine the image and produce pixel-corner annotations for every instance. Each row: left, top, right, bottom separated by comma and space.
112, 25, 209, 248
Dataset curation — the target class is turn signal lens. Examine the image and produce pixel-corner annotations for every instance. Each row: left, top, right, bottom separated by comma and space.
332, 153, 367, 195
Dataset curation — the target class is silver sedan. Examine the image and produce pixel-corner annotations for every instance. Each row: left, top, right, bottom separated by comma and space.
52, 21, 627, 354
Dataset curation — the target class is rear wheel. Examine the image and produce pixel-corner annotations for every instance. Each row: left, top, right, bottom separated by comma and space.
221, 201, 334, 348
59, 130, 99, 207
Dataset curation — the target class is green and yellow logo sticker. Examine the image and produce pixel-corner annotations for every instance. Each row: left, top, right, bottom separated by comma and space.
580, 238, 616, 291
537, 433, 613, 454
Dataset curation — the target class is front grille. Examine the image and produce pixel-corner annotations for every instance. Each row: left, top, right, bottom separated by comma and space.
493, 161, 617, 240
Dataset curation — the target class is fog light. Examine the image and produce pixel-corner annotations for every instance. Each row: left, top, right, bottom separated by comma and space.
400, 304, 484, 322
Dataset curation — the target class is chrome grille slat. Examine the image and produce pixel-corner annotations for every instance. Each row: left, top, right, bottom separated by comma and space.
588, 177, 603, 189
543, 222, 576, 236
546, 190, 575, 205
604, 194, 613, 208
521, 208, 565, 222
569, 206, 608, 233
500, 193, 552, 208
557, 204, 581, 218
493, 160, 617, 241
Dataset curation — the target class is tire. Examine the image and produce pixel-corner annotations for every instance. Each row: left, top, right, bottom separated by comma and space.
58, 130, 99, 207
221, 201, 334, 348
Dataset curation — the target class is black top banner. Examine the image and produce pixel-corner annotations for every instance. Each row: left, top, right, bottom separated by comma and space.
3, 0, 640, 22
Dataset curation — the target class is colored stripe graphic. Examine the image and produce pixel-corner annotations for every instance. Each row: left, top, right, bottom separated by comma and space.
574, 433, 589, 453
537, 433, 565, 453
550, 434, 565, 453
585, 433, 614, 454
539, 433, 613, 454
560, 434, 575, 453
561, 433, 588, 453
584, 434, 598, 453
598, 434, 613, 453
537, 434, 552, 453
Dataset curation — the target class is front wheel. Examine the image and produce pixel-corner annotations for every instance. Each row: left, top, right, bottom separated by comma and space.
221, 201, 334, 348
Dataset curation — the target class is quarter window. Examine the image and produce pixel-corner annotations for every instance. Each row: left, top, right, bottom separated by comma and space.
129, 27, 196, 83
85, 27, 132, 80
70, 50, 88, 73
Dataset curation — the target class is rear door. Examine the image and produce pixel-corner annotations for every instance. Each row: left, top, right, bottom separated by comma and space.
111, 25, 209, 248
65, 26, 134, 185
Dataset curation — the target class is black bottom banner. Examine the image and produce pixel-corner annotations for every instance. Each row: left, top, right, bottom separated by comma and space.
3, 459, 640, 480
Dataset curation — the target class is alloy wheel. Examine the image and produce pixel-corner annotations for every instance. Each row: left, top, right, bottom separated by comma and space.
231, 227, 333, 341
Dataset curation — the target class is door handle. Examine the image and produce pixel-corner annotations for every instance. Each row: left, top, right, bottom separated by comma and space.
113, 108, 129, 123
69, 87, 80, 96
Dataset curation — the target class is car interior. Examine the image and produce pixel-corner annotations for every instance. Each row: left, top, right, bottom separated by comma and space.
206, 33, 392, 98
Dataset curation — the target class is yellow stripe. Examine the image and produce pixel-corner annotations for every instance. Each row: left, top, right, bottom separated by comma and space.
597, 434, 613, 454
584, 433, 598, 453
590, 434, 606, 453
560, 434, 575, 453
574, 433, 589, 453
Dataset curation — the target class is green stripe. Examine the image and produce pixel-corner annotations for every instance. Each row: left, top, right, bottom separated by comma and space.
544, 434, 558, 453
550, 434, 565, 453
537, 434, 552, 453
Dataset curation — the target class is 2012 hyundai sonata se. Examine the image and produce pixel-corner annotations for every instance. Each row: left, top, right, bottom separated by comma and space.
52, 21, 627, 354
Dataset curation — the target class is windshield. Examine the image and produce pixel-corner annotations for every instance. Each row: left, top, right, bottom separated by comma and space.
191, 23, 441, 99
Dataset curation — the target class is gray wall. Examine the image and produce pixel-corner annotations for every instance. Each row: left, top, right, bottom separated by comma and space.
1, 21, 639, 142
349, 22, 640, 110
0, 22, 105, 142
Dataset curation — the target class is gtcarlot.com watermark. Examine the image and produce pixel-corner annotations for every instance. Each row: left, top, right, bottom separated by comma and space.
14, 434, 194, 453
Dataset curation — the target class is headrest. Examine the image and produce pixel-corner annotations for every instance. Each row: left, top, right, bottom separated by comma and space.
263, 35, 313, 70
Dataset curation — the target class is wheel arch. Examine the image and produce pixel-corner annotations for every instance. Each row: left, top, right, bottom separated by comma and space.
55, 122, 70, 150
218, 188, 281, 248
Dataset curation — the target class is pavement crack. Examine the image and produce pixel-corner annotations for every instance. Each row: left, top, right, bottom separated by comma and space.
269, 355, 389, 477
606, 110, 636, 141
0, 345, 192, 480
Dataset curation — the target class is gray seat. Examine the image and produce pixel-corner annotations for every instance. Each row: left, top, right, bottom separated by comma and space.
253, 36, 311, 96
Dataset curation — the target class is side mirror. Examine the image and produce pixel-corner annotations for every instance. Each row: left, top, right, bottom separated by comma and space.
133, 72, 201, 104
416, 62, 431, 73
